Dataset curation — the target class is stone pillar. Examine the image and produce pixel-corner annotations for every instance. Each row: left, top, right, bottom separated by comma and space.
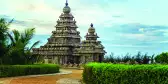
96, 54, 99, 62
62, 56, 65, 64
74, 56, 76, 64
51, 56, 54, 64
58, 56, 60, 64
44, 59, 48, 64
99, 55, 103, 62
93, 55, 96, 62
90, 54, 94, 62
102, 54, 104, 61
65, 56, 68, 64
62, 56, 64, 64
60, 56, 62, 64
85, 56, 88, 63
54, 56, 58, 64
76, 56, 80, 64
81, 56, 85, 64
44, 56, 48, 64
88, 56, 91, 63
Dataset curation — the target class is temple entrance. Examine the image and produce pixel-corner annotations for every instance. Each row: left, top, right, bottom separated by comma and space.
74, 56, 80, 64
67, 56, 74, 64
66, 56, 80, 64
99, 55, 102, 62
93, 55, 96, 62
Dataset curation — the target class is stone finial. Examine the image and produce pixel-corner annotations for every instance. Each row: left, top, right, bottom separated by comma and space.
90, 23, 93, 27
63, 0, 71, 13
65, 0, 68, 6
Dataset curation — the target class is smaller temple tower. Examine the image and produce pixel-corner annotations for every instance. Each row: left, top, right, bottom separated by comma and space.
78, 23, 106, 63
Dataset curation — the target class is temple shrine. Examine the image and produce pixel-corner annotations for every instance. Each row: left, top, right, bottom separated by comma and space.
32, 0, 106, 64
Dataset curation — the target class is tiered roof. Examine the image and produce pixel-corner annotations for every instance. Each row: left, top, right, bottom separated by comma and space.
33, 0, 81, 56
79, 23, 106, 54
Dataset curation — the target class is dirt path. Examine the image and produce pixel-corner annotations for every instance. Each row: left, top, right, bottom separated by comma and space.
0, 69, 83, 84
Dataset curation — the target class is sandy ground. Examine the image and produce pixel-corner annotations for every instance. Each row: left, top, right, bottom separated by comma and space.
0, 69, 83, 84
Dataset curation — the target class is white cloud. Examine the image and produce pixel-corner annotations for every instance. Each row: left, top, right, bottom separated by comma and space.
139, 28, 144, 32
158, 41, 168, 43
9, 23, 54, 35
8, 24, 26, 32
143, 28, 168, 37
106, 44, 150, 48
0, 0, 130, 35
119, 33, 157, 41
1, 0, 62, 21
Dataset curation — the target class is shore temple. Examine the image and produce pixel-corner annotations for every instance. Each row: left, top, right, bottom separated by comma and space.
32, 0, 106, 64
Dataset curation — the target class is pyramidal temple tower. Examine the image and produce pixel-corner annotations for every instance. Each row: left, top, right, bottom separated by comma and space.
33, 0, 106, 64
79, 23, 106, 63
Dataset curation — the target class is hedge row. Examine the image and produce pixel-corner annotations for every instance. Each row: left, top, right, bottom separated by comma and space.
0, 64, 60, 77
83, 63, 168, 84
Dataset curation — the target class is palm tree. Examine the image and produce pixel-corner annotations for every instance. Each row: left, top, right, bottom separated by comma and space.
7, 28, 40, 64
150, 54, 155, 64
0, 18, 13, 43
135, 52, 142, 64
0, 18, 13, 64
142, 53, 150, 64
122, 53, 132, 63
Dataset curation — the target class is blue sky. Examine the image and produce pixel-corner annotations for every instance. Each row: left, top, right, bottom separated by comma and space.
0, 0, 168, 56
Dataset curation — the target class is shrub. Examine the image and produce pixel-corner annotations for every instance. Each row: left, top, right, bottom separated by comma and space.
83, 63, 168, 84
142, 53, 150, 64
0, 64, 59, 77
104, 52, 153, 64
155, 52, 168, 64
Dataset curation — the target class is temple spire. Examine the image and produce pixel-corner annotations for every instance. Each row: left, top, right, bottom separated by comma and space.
63, 0, 71, 13
65, 0, 68, 6
90, 23, 93, 27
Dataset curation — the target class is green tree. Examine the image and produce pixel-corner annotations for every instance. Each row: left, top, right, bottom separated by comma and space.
0, 18, 13, 64
130, 57, 136, 64
7, 28, 40, 64
142, 53, 150, 64
150, 54, 155, 64
104, 52, 115, 63
122, 53, 132, 63
135, 52, 142, 64
155, 52, 168, 64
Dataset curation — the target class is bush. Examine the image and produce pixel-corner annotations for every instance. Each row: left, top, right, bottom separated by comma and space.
83, 63, 168, 84
104, 52, 152, 64
0, 64, 59, 77
155, 52, 168, 64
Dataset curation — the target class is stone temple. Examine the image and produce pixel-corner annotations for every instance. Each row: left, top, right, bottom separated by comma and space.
32, 0, 106, 64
